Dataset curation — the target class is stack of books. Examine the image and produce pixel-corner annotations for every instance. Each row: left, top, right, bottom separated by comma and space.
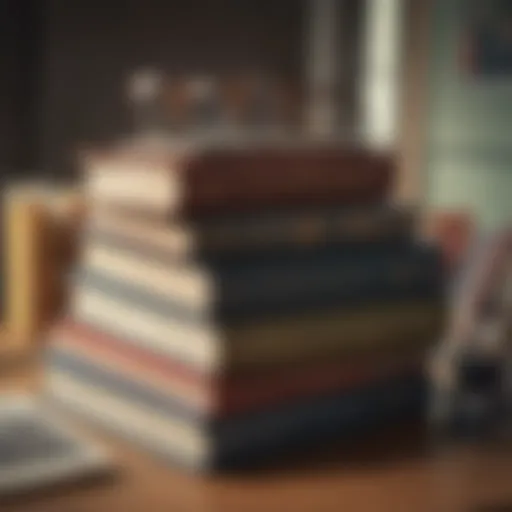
45, 141, 445, 471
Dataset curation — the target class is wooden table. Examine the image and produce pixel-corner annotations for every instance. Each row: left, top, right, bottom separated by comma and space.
1, 359, 512, 512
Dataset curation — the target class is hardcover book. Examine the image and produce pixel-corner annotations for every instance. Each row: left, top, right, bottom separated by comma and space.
47, 371, 425, 471
70, 293, 443, 373
47, 320, 424, 417
74, 243, 445, 323
85, 204, 415, 262
83, 143, 394, 218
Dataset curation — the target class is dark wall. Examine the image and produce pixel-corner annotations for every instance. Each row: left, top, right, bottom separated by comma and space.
0, 0, 42, 175
40, 0, 306, 176
2, 1, 365, 178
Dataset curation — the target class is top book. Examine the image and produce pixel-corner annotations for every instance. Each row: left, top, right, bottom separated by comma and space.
83, 140, 395, 218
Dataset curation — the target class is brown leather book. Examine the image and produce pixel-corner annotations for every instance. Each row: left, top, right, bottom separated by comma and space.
84, 142, 395, 218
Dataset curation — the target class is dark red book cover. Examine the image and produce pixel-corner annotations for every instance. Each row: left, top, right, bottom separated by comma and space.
183, 147, 394, 215
88, 144, 395, 217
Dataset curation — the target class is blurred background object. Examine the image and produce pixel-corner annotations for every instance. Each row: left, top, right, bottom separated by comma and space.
428, 227, 512, 438
126, 68, 167, 139
423, 210, 476, 272
186, 75, 224, 136
3, 184, 84, 352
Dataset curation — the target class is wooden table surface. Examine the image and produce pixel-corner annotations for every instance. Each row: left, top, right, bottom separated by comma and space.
1, 358, 512, 512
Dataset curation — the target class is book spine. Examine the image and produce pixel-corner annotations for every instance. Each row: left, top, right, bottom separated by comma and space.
87, 205, 414, 262
47, 361, 423, 471
217, 246, 444, 313
227, 301, 443, 368
47, 323, 422, 418
190, 205, 414, 257
47, 342, 423, 446
75, 244, 444, 323
182, 153, 393, 215
220, 355, 421, 416
214, 373, 425, 468
71, 286, 442, 372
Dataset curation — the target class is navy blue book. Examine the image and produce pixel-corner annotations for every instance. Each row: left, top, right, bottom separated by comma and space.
74, 242, 445, 324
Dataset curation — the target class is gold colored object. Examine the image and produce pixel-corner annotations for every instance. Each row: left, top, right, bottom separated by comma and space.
3, 184, 84, 349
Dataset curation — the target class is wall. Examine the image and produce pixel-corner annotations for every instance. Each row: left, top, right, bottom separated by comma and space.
0, 0, 42, 175
38, 0, 306, 176
38, 0, 370, 177
425, 0, 512, 229
2, 0, 380, 178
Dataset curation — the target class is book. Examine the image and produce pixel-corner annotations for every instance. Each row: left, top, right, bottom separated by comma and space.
0, 395, 111, 496
47, 370, 424, 471
85, 203, 415, 262
83, 143, 394, 218
71, 295, 443, 373
75, 243, 444, 323
47, 320, 424, 417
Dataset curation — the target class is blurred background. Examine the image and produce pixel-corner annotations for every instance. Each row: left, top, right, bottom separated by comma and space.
2, 1, 510, 225
0, 0, 511, 510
